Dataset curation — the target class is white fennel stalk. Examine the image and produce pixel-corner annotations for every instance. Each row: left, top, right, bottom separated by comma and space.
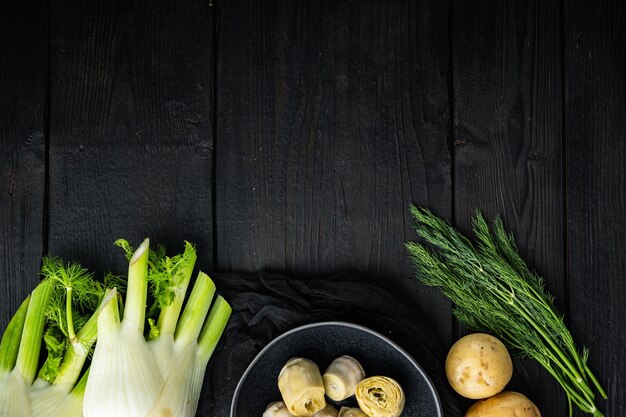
148, 242, 197, 376
30, 288, 116, 417
0, 297, 32, 417
29, 370, 88, 417
0, 280, 53, 416
147, 279, 231, 417
84, 239, 163, 417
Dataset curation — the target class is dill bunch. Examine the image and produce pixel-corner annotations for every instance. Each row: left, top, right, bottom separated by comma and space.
405, 206, 607, 417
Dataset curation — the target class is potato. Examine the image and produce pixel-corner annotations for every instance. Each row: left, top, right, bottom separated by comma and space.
465, 391, 541, 417
445, 333, 512, 399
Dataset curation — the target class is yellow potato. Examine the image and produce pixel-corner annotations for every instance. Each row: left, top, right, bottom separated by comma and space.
445, 333, 512, 399
465, 391, 541, 417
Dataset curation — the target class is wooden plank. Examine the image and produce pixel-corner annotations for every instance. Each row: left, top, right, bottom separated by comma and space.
216, 0, 452, 343
453, 0, 566, 414
565, 0, 625, 415
0, 0, 45, 331
48, 0, 215, 276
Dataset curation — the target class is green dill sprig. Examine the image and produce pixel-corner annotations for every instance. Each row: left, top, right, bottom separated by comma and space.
405, 205, 607, 417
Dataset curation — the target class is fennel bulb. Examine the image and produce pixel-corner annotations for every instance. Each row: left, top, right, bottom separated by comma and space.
84, 239, 163, 417
0, 281, 51, 416
0, 237, 231, 417
0, 254, 114, 417
147, 294, 232, 417
29, 375, 85, 417
0, 368, 31, 416
84, 238, 232, 417
0, 297, 31, 417
30, 286, 115, 417
147, 240, 198, 377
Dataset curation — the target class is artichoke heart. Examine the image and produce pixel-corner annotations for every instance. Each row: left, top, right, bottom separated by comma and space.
322, 355, 365, 401
355, 376, 405, 417
337, 407, 368, 417
264, 401, 296, 417
278, 358, 326, 417
312, 405, 339, 417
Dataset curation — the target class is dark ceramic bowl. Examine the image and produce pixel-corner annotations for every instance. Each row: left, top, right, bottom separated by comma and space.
230, 321, 442, 417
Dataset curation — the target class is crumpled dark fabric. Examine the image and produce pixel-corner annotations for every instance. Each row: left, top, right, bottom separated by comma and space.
196, 271, 463, 417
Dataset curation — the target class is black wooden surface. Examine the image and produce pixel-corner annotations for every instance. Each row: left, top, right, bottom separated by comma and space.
48, 0, 215, 275
1, 0, 624, 416
0, 0, 46, 333
216, 0, 452, 344
453, 1, 566, 415
565, 0, 625, 415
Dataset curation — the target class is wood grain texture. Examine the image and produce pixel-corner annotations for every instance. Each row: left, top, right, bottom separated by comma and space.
0, 0, 45, 332
216, 0, 453, 343
565, 0, 625, 415
48, 0, 215, 276
453, 0, 566, 414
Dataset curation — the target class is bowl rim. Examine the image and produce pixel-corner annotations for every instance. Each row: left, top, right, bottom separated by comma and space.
229, 320, 443, 417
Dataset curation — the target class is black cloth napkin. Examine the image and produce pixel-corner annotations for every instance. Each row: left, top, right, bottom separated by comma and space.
198, 271, 463, 417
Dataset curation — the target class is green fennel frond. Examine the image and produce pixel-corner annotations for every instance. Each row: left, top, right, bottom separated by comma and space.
38, 257, 104, 383
147, 241, 197, 309
406, 205, 607, 417
40, 258, 102, 336
104, 272, 127, 294
38, 325, 67, 383
147, 318, 160, 341
114, 239, 135, 261
115, 239, 198, 309
41, 257, 103, 313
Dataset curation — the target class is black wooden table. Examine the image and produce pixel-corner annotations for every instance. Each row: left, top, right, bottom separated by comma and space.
1, 1, 624, 416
